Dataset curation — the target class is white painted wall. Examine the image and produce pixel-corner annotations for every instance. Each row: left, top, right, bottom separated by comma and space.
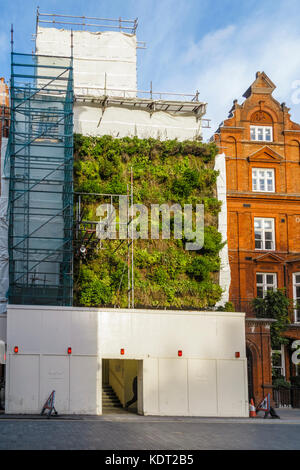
6, 306, 248, 416
215, 153, 231, 307
108, 359, 138, 406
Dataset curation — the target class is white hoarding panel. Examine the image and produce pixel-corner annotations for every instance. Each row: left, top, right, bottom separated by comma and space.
40, 355, 69, 412
217, 360, 248, 417
188, 359, 218, 416
8, 355, 39, 412
70, 356, 98, 414
158, 358, 188, 415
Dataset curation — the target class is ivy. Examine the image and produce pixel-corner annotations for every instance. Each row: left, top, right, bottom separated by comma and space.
252, 289, 291, 348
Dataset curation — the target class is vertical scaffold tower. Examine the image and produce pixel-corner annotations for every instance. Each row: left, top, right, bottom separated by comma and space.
7, 39, 74, 305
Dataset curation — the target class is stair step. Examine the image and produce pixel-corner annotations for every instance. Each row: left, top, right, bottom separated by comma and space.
102, 404, 123, 409
103, 400, 120, 404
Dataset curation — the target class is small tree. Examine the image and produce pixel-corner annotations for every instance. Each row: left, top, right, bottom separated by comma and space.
252, 289, 291, 349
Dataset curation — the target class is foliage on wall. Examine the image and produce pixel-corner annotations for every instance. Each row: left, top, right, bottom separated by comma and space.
73, 134, 224, 309
252, 289, 291, 348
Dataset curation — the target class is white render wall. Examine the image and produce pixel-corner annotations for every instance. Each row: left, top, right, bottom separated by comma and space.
6, 306, 248, 416
215, 153, 231, 306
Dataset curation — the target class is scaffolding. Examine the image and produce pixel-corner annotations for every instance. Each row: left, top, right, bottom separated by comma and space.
6, 46, 74, 306
73, 176, 135, 309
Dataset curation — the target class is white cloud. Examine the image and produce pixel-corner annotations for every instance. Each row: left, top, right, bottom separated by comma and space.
0, 32, 9, 54
149, 2, 300, 140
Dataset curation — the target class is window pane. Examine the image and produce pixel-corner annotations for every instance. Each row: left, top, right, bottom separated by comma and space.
265, 241, 272, 250
272, 355, 282, 367
296, 275, 300, 284
257, 286, 264, 298
264, 220, 272, 229
266, 274, 275, 285
265, 231, 272, 240
256, 274, 263, 284
254, 219, 262, 228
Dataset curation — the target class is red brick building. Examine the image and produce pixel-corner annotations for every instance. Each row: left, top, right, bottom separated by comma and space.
214, 72, 300, 403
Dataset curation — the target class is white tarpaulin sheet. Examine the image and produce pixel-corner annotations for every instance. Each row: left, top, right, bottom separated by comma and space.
0, 138, 8, 315
0, 197, 8, 315
74, 104, 201, 141
36, 27, 137, 96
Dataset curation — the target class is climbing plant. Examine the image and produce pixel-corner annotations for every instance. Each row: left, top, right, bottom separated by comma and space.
252, 289, 291, 348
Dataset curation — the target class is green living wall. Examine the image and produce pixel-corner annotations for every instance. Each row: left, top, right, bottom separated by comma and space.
73, 134, 224, 309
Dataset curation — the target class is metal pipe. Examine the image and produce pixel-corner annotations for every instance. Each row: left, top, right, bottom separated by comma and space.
38, 12, 135, 23
131, 167, 134, 309
38, 20, 134, 30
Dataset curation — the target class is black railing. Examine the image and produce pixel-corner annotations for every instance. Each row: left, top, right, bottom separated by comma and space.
273, 387, 300, 408
231, 298, 299, 322
231, 299, 256, 316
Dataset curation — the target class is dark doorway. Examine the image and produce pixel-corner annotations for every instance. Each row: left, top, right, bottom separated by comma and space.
246, 347, 254, 401
102, 359, 141, 415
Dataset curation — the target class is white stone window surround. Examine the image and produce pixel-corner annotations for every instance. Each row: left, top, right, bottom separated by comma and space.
254, 217, 275, 250
252, 168, 275, 192
293, 272, 300, 323
271, 344, 286, 379
256, 272, 277, 298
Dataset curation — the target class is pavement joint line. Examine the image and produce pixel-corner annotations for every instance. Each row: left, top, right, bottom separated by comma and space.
0, 418, 300, 424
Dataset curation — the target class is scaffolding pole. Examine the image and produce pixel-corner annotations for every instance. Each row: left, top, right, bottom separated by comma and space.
7, 50, 74, 306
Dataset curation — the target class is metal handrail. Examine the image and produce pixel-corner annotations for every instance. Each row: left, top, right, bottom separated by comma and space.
37, 10, 138, 34
75, 85, 201, 103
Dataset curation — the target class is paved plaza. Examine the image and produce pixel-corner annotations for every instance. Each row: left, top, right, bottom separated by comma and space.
0, 409, 299, 450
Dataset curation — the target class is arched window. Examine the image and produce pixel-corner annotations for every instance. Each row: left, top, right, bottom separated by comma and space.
250, 111, 273, 142
290, 140, 300, 163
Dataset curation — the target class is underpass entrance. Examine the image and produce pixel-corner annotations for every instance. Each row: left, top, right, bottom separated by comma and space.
102, 359, 142, 415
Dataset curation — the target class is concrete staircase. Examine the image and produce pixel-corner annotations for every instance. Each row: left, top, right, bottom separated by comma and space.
102, 385, 123, 412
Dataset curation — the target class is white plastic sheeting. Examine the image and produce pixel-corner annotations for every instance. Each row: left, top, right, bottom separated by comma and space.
36, 27, 137, 96
0, 138, 8, 316
0, 197, 8, 315
35, 26, 204, 141
74, 104, 201, 141
215, 153, 231, 306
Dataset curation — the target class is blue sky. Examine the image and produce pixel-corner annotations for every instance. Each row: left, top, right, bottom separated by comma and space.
1, 0, 300, 139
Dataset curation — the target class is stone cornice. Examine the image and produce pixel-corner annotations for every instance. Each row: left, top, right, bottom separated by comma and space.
227, 191, 300, 201
246, 317, 276, 326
